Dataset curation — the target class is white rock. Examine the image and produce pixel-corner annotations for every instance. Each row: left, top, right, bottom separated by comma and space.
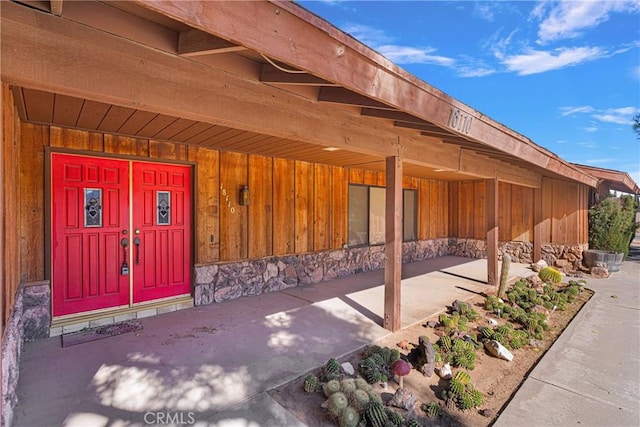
487, 318, 498, 326
341, 362, 355, 376
532, 259, 548, 272
438, 363, 452, 380
484, 340, 514, 362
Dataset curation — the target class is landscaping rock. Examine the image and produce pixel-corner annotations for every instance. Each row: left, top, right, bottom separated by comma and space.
480, 408, 495, 418
341, 362, 355, 376
531, 259, 548, 272
388, 387, 417, 410
437, 363, 452, 379
590, 266, 609, 278
485, 340, 514, 362
419, 336, 436, 377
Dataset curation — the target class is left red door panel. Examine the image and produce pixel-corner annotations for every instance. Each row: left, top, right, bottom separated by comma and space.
52, 154, 130, 316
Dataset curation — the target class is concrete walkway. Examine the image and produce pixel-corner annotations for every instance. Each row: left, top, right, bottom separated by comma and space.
495, 237, 640, 427
12, 256, 521, 427
11, 249, 639, 427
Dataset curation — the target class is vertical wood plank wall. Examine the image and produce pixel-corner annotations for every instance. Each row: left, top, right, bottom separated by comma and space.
2, 84, 20, 329
448, 180, 587, 244
14, 124, 590, 292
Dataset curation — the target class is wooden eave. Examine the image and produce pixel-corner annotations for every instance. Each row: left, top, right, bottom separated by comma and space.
122, 0, 596, 188
1, 0, 596, 188
573, 164, 640, 195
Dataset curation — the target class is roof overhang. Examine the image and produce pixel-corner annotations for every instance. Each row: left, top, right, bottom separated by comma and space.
1, 0, 599, 188
573, 164, 640, 195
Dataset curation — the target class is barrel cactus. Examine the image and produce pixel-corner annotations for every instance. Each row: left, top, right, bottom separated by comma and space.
322, 357, 341, 381
339, 406, 359, 427
323, 379, 341, 397
340, 378, 356, 395
349, 388, 370, 412
407, 419, 422, 427
539, 266, 562, 284
421, 401, 442, 418
327, 392, 349, 418
303, 374, 318, 394
355, 377, 371, 391
363, 401, 388, 427
384, 408, 404, 426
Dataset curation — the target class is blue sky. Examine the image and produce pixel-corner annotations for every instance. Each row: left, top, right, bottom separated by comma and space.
298, 0, 640, 187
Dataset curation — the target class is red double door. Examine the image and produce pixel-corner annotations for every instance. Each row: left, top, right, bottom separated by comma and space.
51, 153, 192, 317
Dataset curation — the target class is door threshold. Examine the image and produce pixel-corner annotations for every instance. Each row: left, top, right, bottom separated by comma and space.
50, 295, 193, 337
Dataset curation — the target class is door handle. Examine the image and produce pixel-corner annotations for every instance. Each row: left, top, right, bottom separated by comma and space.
120, 238, 129, 275
134, 237, 141, 264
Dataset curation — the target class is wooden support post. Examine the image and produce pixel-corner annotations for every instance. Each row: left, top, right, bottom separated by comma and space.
485, 178, 499, 287
533, 187, 543, 262
384, 155, 402, 332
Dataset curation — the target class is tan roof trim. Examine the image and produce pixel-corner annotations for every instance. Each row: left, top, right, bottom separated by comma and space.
573, 164, 640, 194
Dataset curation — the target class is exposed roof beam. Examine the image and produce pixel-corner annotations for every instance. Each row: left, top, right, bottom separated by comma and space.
361, 108, 429, 125
178, 28, 247, 57
394, 121, 452, 136
260, 64, 338, 86
50, 0, 63, 16
318, 87, 394, 110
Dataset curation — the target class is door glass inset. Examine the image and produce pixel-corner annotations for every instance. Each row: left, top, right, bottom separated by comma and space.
84, 188, 103, 227
157, 191, 171, 225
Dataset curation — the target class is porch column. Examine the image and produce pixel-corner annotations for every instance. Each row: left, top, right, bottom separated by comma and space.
533, 187, 543, 262
384, 155, 402, 332
485, 178, 499, 287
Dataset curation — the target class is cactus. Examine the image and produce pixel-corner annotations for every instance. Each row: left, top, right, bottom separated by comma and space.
303, 374, 318, 394
439, 335, 452, 352
323, 379, 341, 397
421, 401, 442, 418
406, 419, 422, 427
327, 392, 349, 418
470, 389, 484, 407
355, 377, 371, 391
363, 401, 388, 427
339, 406, 359, 427
539, 266, 562, 284
349, 388, 370, 412
481, 326, 494, 339
384, 408, 404, 426
340, 378, 356, 395
454, 370, 471, 384
498, 255, 511, 298
323, 358, 341, 380
388, 348, 401, 364
509, 329, 529, 349
367, 389, 383, 404
449, 378, 466, 396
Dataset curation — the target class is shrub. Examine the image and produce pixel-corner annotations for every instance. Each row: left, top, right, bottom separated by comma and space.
589, 195, 639, 258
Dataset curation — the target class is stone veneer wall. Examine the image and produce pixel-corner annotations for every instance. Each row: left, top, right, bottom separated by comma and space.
2, 282, 51, 427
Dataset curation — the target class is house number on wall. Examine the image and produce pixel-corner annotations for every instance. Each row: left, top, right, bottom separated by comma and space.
220, 183, 235, 214
447, 107, 473, 134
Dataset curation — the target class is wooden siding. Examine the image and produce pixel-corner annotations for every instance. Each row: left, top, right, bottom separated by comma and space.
541, 177, 589, 245
449, 181, 486, 239
2, 84, 21, 329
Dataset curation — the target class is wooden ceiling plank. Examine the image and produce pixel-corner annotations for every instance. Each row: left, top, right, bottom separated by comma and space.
22, 88, 54, 123
137, 114, 179, 138
318, 87, 395, 110
75, 99, 111, 129
178, 28, 246, 56
260, 65, 337, 86
97, 105, 136, 132
52, 93, 84, 127
187, 124, 232, 145
170, 121, 215, 142
117, 109, 159, 135
153, 118, 198, 140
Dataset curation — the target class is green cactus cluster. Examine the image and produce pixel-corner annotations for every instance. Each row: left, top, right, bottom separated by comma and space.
323, 379, 341, 397
433, 335, 477, 370
303, 374, 319, 394
358, 345, 399, 385
363, 401, 388, 427
438, 311, 471, 333
442, 370, 484, 411
384, 408, 404, 426
406, 419, 423, 427
538, 266, 562, 284
321, 357, 342, 382
452, 300, 481, 322
421, 401, 442, 418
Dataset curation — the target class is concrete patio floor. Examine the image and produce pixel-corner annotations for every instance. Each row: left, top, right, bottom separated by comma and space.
13, 256, 530, 426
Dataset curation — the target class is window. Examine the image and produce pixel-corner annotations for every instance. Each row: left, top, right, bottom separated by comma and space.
348, 185, 418, 246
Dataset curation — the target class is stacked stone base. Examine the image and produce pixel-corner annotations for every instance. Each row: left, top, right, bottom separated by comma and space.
2, 282, 51, 427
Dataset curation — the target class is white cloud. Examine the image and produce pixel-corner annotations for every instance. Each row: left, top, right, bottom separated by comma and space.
535, 1, 640, 44
559, 105, 595, 116
583, 125, 599, 132
377, 45, 455, 66
631, 65, 640, 80
474, 3, 496, 21
578, 141, 597, 149
501, 46, 605, 75
584, 158, 616, 164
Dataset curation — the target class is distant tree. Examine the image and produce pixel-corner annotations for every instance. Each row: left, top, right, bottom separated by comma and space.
634, 113, 640, 139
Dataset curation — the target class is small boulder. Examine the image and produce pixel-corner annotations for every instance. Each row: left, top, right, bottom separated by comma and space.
590, 266, 609, 279
341, 362, 355, 376
437, 363, 452, 380
531, 259, 548, 272
480, 408, 495, 418
388, 387, 417, 410
484, 340, 514, 362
